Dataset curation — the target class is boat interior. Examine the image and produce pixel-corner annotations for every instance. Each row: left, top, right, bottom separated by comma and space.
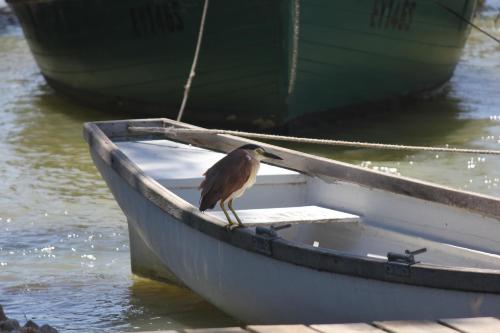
115, 138, 500, 271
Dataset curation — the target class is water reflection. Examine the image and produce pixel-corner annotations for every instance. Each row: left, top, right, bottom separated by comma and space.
125, 277, 242, 331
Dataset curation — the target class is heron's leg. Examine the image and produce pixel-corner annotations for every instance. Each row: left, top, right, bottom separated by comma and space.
220, 201, 234, 227
228, 199, 244, 227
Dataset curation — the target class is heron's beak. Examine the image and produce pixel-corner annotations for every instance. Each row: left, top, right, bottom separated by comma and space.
263, 151, 283, 160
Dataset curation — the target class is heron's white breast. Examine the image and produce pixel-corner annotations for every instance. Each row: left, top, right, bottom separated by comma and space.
230, 159, 260, 200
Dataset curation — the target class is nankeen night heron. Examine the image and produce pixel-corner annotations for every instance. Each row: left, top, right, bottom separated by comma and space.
198, 144, 283, 229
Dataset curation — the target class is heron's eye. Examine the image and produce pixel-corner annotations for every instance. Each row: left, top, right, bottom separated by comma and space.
256, 148, 264, 154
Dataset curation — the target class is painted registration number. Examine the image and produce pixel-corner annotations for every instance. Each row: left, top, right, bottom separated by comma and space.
370, 0, 417, 31
131, 0, 184, 37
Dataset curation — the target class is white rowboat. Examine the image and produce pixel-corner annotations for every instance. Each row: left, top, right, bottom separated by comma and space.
84, 118, 500, 324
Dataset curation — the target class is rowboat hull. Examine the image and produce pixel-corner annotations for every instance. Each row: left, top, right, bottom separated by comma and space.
92, 152, 500, 323
85, 118, 500, 324
10, 0, 477, 127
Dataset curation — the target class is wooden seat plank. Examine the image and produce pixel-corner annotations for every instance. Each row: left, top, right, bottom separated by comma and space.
209, 206, 359, 227
311, 322, 384, 332
373, 320, 459, 333
439, 317, 500, 333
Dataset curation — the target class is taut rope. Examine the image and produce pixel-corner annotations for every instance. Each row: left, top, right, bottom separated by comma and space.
128, 126, 500, 155
176, 0, 210, 122
431, 0, 500, 44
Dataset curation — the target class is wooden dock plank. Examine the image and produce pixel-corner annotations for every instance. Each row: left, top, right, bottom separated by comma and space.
311, 323, 385, 332
373, 320, 459, 333
131, 317, 500, 333
439, 317, 500, 333
134, 331, 179, 333
184, 328, 248, 333
248, 325, 317, 333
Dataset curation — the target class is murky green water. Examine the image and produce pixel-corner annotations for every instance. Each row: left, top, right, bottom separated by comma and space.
0, 2, 499, 332
0, 14, 238, 333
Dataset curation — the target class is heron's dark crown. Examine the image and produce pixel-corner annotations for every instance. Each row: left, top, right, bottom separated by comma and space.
238, 144, 262, 151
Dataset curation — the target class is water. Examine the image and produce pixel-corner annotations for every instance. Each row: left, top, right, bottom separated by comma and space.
0, 17, 238, 333
0, 2, 499, 332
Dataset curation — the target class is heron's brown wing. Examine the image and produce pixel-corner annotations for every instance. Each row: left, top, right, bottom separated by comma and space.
199, 149, 253, 211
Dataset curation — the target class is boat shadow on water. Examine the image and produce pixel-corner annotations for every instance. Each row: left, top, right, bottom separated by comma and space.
25, 76, 490, 175
26, 76, 474, 152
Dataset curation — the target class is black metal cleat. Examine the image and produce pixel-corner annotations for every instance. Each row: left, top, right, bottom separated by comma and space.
387, 247, 427, 265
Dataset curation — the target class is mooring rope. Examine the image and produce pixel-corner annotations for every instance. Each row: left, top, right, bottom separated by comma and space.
288, 0, 301, 96
128, 126, 500, 155
176, 0, 210, 122
166, 0, 500, 154
431, 0, 500, 44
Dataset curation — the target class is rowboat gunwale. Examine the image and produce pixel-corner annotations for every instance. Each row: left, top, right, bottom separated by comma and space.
84, 118, 500, 293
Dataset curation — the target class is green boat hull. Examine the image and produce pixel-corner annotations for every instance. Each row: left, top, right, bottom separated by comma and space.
8, 0, 476, 128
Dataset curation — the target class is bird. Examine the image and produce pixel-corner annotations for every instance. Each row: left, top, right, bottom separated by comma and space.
198, 144, 283, 229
